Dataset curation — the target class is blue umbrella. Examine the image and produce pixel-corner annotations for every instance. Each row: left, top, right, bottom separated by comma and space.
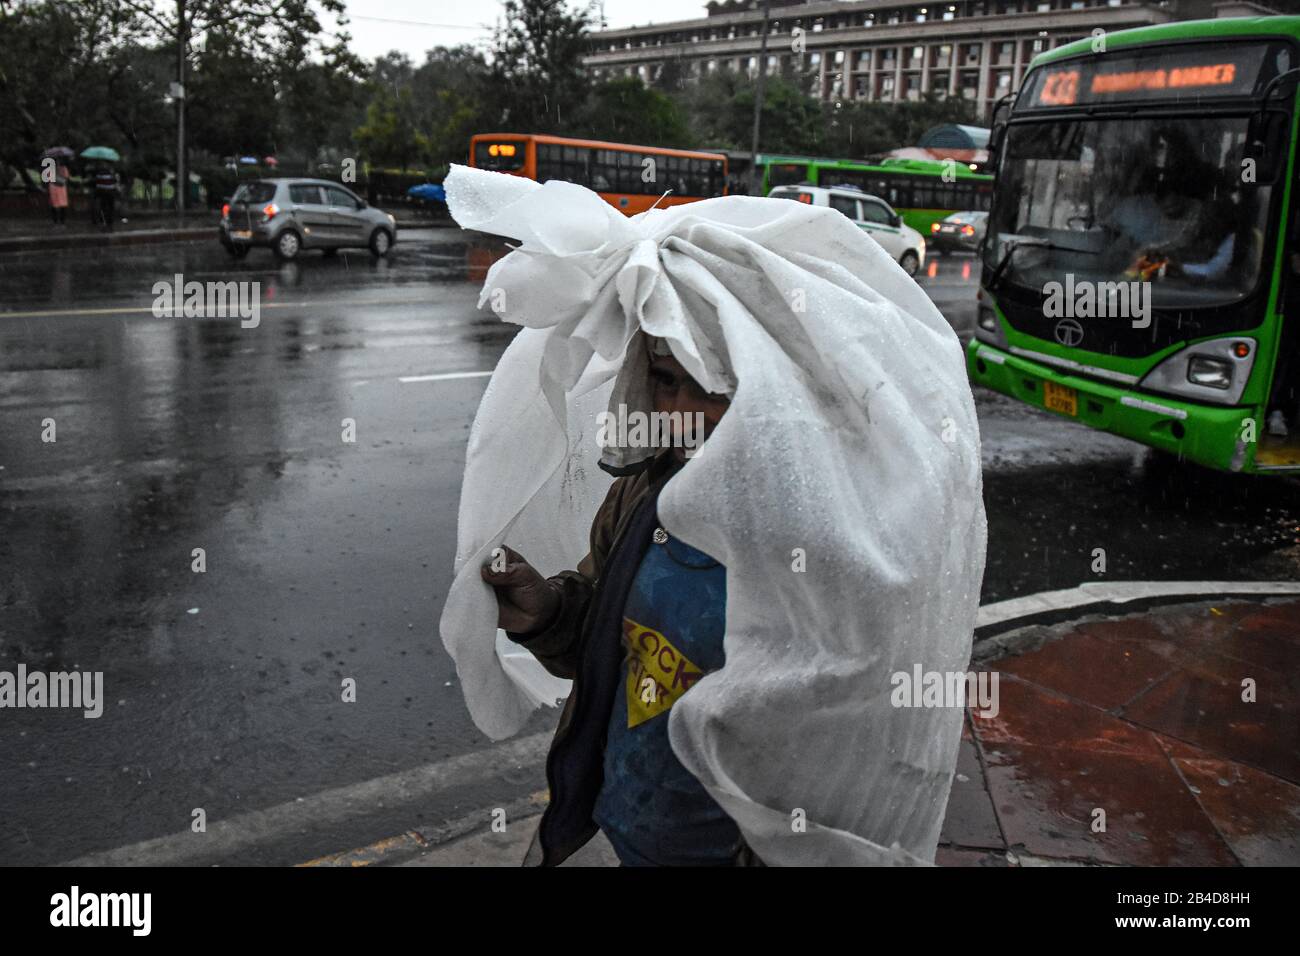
80, 146, 121, 162
408, 183, 446, 204
237, 156, 260, 165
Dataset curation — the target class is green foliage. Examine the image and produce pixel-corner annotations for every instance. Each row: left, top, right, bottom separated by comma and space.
354, 84, 431, 171
1, 0, 985, 194
574, 78, 692, 147
488, 0, 601, 132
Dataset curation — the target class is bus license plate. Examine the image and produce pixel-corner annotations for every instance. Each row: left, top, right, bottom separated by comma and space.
1043, 382, 1078, 417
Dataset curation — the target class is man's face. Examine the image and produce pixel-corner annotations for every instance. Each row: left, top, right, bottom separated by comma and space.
648, 352, 730, 463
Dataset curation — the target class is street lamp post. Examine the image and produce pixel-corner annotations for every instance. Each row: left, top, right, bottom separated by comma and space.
176, 0, 187, 224
749, 0, 772, 196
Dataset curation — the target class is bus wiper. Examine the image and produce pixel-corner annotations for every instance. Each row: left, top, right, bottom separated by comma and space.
986, 237, 1098, 292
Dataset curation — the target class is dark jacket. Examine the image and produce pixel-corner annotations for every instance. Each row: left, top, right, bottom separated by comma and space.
510, 451, 764, 867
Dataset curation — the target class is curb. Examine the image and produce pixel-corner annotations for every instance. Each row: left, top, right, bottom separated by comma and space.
974, 580, 1300, 639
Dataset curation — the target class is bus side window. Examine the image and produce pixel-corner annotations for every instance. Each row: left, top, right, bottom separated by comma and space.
591, 149, 615, 192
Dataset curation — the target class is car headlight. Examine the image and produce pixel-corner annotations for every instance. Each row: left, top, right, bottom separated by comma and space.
386, 213, 396, 225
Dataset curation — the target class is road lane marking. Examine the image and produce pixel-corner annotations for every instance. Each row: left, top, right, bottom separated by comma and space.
399, 371, 492, 384
58, 729, 554, 867
0, 297, 449, 320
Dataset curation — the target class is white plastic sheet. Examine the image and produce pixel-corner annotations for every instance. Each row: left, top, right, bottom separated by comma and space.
438, 164, 987, 865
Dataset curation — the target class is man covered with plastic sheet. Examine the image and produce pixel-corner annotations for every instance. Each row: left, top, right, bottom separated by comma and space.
437, 162, 987, 867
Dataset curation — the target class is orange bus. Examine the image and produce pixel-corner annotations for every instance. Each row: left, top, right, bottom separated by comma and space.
468, 133, 728, 215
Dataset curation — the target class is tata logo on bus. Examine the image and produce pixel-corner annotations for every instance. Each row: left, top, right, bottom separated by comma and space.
1054, 319, 1085, 348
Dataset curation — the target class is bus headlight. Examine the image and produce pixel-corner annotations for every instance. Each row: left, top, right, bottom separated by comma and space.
1139, 337, 1256, 405
1186, 356, 1233, 390
974, 304, 1008, 348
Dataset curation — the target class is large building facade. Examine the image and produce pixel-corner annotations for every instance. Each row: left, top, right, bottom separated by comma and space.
585, 0, 1276, 120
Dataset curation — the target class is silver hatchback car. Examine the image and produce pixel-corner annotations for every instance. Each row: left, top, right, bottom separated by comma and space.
219, 178, 397, 261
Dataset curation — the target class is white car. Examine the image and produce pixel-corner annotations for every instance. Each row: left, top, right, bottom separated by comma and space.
768, 184, 926, 276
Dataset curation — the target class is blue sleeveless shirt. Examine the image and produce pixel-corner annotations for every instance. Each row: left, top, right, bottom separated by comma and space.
591, 528, 741, 866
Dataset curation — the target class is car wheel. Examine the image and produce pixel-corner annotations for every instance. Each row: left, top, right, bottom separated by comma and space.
369, 228, 392, 258
899, 250, 920, 276
274, 230, 301, 261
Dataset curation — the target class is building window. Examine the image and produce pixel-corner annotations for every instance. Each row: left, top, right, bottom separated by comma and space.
809, 52, 822, 67
834, 50, 845, 64
943, 4, 957, 19
857, 50, 871, 68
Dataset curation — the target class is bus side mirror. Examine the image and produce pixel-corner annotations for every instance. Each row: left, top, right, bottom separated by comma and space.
1246, 110, 1288, 185
987, 92, 1016, 177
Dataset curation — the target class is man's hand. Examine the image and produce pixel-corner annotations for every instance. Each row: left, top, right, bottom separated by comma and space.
481, 546, 561, 635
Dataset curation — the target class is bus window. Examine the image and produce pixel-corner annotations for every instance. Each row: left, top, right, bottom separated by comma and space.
768, 163, 809, 189
536, 142, 591, 186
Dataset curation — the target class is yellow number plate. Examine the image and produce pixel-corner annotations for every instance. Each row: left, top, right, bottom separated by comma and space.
1043, 381, 1078, 417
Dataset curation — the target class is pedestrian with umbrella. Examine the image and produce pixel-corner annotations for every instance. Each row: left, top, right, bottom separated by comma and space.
42, 147, 74, 226
82, 147, 121, 231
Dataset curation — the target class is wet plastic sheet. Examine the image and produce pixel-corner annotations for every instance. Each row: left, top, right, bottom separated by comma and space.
438, 164, 987, 865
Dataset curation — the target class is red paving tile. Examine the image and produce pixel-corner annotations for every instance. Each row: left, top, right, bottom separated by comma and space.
998, 628, 1178, 712
1121, 671, 1300, 785
1158, 735, 1300, 866
970, 676, 1236, 865
938, 598, 1300, 867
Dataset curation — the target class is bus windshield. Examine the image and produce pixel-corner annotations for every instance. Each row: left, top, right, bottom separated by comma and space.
987, 115, 1273, 308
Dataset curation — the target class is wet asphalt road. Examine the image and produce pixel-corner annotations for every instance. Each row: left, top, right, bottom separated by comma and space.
1, 232, 1297, 866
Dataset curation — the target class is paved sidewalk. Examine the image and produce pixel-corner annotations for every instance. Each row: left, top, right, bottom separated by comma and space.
312, 594, 1299, 867
944, 596, 1300, 866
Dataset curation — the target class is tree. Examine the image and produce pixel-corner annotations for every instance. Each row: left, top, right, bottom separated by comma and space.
575, 77, 692, 147
354, 85, 430, 171
487, 0, 600, 131
0, 0, 156, 184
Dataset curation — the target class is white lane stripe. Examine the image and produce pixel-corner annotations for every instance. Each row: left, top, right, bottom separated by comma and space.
399, 371, 492, 383
0, 297, 445, 320
976, 580, 1300, 631
59, 730, 554, 866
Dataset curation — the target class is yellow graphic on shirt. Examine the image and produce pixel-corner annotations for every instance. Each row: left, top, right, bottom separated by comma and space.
622, 617, 704, 729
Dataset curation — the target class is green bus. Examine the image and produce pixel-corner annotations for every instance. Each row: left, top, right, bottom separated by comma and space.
755, 154, 993, 233
970, 16, 1300, 474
